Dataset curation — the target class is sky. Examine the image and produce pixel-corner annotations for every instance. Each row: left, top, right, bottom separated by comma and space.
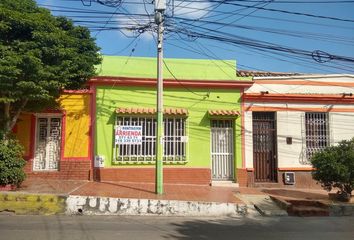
36, 0, 354, 74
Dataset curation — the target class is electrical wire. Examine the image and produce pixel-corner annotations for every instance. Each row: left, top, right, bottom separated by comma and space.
169, 17, 354, 45
167, 23, 354, 64
38, 2, 354, 74
163, 60, 209, 97
205, 1, 354, 23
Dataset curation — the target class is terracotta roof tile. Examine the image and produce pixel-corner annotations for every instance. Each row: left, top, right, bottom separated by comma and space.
116, 107, 188, 116
236, 70, 301, 78
208, 110, 240, 116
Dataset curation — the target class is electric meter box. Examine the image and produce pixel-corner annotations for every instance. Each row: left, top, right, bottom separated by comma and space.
284, 172, 295, 185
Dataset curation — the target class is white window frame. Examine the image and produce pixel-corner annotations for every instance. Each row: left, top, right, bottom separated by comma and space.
304, 112, 330, 161
33, 114, 63, 171
210, 119, 235, 181
113, 115, 188, 164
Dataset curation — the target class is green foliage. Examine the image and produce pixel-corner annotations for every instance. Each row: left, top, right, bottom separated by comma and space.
0, 139, 26, 187
311, 138, 354, 201
0, 0, 101, 134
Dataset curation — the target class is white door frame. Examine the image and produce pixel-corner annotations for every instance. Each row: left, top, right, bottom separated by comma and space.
210, 120, 235, 181
33, 113, 63, 171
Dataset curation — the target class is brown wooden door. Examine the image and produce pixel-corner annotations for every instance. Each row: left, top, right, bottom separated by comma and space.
252, 112, 277, 182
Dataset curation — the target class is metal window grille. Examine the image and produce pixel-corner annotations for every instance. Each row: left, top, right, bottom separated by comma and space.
305, 112, 329, 160
114, 116, 187, 163
33, 117, 61, 171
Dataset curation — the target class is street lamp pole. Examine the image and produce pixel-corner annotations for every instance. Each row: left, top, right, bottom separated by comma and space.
154, 0, 166, 195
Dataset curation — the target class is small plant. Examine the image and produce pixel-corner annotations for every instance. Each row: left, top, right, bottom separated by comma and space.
311, 138, 354, 202
0, 139, 26, 187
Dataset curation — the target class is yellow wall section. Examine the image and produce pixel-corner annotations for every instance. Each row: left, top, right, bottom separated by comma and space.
15, 114, 32, 157
58, 94, 90, 158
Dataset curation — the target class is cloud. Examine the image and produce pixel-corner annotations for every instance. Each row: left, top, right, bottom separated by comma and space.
173, 0, 212, 19
113, 1, 212, 41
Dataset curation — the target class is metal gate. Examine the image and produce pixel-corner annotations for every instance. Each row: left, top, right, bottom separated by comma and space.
252, 112, 277, 182
33, 117, 61, 171
211, 120, 234, 180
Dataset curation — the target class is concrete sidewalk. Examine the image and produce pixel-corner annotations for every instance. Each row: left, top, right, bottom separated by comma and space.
1, 179, 353, 217
19, 179, 243, 204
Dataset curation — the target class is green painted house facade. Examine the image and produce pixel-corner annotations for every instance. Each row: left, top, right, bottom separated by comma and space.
90, 56, 252, 185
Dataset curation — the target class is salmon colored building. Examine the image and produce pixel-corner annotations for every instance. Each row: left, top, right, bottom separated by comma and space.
242, 72, 354, 188
13, 91, 93, 180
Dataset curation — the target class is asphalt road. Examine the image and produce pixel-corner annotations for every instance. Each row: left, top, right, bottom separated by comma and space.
0, 215, 353, 240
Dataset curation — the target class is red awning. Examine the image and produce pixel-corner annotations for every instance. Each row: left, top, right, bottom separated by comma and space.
116, 107, 188, 116
208, 110, 240, 116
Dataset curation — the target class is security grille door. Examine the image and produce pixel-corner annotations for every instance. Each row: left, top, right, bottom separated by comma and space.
252, 112, 277, 182
33, 117, 61, 171
211, 120, 234, 181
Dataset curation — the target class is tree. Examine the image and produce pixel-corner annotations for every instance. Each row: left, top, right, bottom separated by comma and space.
0, 139, 26, 187
0, 0, 101, 139
311, 138, 354, 201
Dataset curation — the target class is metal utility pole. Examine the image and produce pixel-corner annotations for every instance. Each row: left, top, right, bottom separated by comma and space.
154, 0, 166, 195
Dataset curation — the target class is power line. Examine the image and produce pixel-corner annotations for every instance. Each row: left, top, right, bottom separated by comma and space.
165, 0, 354, 23
166, 39, 354, 103
94, 5, 120, 37
41, 3, 354, 30
163, 60, 209, 97
215, 0, 354, 3
167, 23, 354, 63
165, 37, 349, 74
68, 0, 354, 4
205, 1, 354, 23
38, 2, 354, 74
169, 16, 354, 45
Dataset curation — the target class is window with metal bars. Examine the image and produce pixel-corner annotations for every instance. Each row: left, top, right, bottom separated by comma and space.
305, 112, 330, 160
113, 116, 187, 163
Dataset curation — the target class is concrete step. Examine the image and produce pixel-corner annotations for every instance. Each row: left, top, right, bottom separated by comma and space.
254, 203, 288, 216
211, 181, 239, 188
287, 199, 328, 208
271, 196, 330, 217
288, 206, 329, 217
236, 194, 288, 216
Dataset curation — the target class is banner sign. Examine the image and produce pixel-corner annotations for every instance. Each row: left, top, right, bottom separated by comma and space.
115, 125, 142, 145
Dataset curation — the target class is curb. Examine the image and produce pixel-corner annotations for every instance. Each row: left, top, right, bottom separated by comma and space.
0, 192, 247, 217
66, 195, 248, 216
3, 192, 352, 217
0, 192, 66, 215
329, 203, 354, 216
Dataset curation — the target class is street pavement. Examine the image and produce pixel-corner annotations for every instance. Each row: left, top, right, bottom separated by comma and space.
0, 215, 353, 240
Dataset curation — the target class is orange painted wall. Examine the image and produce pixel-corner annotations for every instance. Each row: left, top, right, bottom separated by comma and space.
15, 114, 32, 157
14, 93, 91, 160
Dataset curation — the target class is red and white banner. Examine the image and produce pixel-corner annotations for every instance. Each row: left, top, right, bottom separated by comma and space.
115, 126, 142, 145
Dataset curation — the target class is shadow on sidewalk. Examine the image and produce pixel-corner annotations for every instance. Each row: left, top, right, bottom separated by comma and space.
93, 181, 156, 194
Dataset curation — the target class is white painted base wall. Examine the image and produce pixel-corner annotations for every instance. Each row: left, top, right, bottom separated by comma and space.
66, 196, 248, 216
